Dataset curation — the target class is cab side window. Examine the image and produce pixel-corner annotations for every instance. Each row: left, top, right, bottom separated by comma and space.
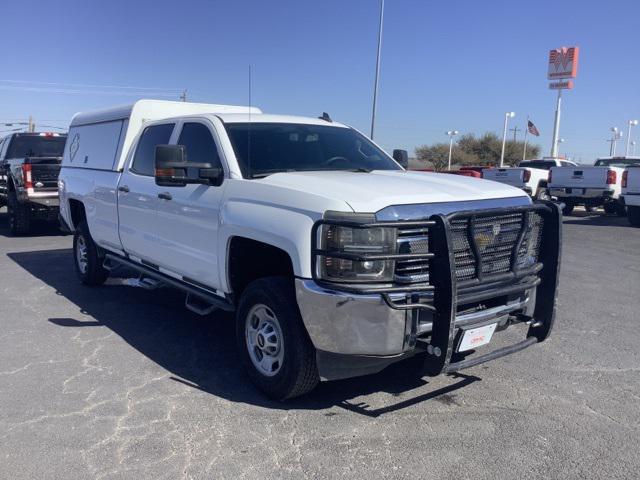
131, 123, 175, 176
177, 122, 222, 179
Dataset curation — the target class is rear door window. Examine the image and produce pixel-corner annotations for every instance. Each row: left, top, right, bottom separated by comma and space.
130, 123, 175, 176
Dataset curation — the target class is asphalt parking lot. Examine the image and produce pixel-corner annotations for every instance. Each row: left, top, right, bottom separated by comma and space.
0, 207, 638, 480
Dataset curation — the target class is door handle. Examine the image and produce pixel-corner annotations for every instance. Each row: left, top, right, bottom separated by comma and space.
118, 185, 130, 193
158, 192, 172, 200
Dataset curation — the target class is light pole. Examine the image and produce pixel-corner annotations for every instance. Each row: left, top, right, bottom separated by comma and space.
626, 119, 638, 156
446, 130, 459, 170
500, 112, 515, 167
370, 0, 385, 139
609, 127, 623, 156
557, 138, 565, 157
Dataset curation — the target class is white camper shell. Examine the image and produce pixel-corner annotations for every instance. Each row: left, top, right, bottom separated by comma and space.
63, 99, 261, 172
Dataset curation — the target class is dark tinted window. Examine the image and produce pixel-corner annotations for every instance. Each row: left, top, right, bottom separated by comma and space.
519, 160, 554, 170
177, 123, 221, 178
6, 134, 67, 159
224, 123, 401, 178
131, 124, 175, 176
595, 158, 640, 167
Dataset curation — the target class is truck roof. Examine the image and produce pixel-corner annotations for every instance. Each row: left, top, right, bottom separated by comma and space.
216, 113, 348, 128
70, 99, 262, 127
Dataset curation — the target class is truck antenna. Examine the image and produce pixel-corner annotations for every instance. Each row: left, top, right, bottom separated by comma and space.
247, 65, 252, 178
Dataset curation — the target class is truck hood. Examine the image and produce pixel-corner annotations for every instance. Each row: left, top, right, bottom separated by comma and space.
259, 170, 528, 212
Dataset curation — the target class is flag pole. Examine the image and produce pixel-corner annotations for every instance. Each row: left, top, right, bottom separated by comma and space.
522, 116, 529, 161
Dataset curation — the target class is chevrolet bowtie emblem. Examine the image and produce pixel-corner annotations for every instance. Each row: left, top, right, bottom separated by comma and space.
474, 224, 501, 250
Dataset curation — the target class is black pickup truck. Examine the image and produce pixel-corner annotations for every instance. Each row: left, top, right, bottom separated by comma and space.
0, 132, 67, 235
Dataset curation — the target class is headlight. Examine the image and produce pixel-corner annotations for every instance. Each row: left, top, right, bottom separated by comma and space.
317, 213, 397, 283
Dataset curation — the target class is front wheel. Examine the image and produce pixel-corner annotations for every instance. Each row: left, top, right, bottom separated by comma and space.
628, 206, 640, 227
73, 221, 108, 285
236, 277, 319, 400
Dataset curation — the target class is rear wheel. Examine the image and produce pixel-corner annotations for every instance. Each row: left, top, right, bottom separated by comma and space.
628, 206, 640, 227
616, 202, 627, 217
562, 202, 574, 216
603, 202, 617, 215
73, 221, 108, 285
236, 277, 319, 400
534, 188, 550, 201
7, 191, 31, 236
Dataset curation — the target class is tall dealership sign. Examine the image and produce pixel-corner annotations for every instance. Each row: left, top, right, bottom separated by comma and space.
548, 47, 579, 157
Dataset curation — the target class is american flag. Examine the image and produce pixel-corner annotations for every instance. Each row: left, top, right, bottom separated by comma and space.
527, 120, 540, 137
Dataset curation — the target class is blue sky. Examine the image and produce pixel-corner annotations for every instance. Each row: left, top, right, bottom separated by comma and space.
1, 0, 639, 162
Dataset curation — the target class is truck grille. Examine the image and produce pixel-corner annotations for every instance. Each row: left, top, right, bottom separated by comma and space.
450, 211, 544, 281
393, 210, 544, 285
395, 226, 430, 283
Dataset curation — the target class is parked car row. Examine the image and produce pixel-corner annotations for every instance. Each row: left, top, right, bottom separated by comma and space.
474, 157, 640, 225
1, 99, 564, 400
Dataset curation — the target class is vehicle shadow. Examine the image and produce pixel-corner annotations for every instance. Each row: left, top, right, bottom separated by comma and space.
563, 210, 631, 228
8, 248, 480, 415
0, 208, 67, 238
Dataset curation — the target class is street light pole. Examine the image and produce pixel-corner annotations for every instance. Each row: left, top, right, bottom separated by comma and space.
500, 112, 515, 167
609, 127, 623, 156
550, 88, 563, 157
446, 130, 459, 170
370, 0, 384, 140
626, 119, 638, 156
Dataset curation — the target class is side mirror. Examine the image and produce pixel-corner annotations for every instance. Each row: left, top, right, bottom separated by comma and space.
199, 167, 224, 187
393, 149, 409, 169
155, 145, 188, 187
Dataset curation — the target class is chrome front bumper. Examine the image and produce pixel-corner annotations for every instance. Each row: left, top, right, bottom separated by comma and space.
295, 279, 535, 357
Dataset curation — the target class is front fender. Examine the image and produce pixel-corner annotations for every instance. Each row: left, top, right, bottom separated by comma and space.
219, 199, 322, 291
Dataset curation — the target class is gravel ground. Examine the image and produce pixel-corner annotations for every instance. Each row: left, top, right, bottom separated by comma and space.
0, 207, 638, 479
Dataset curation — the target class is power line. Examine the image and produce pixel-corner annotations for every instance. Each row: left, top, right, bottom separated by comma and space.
0, 79, 182, 92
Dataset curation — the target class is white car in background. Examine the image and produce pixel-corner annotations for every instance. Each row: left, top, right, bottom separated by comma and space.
549, 157, 640, 216
622, 166, 640, 226
482, 158, 576, 200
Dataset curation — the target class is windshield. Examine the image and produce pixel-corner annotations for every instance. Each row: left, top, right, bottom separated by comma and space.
595, 158, 640, 168
6, 134, 67, 158
224, 123, 401, 178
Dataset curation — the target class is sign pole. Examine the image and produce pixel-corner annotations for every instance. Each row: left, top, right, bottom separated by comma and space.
550, 88, 562, 157
522, 116, 529, 161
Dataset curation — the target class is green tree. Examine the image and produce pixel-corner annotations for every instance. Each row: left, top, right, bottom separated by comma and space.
421, 132, 542, 168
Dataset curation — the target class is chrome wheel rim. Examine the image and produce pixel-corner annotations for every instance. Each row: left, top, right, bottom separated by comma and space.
76, 235, 88, 274
245, 304, 284, 377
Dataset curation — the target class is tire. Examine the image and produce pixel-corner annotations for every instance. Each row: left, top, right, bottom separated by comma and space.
236, 277, 319, 400
7, 191, 31, 236
562, 202, 574, 216
616, 202, 627, 217
535, 188, 550, 201
603, 202, 617, 215
628, 206, 640, 227
73, 221, 108, 285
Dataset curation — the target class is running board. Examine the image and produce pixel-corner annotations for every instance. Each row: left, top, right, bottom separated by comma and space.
185, 293, 218, 316
103, 253, 235, 313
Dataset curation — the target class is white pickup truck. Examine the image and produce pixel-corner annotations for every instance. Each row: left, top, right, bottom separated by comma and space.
481, 158, 576, 200
548, 157, 640, 215
622, 166, 640, 226
58, 100, 562, 400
